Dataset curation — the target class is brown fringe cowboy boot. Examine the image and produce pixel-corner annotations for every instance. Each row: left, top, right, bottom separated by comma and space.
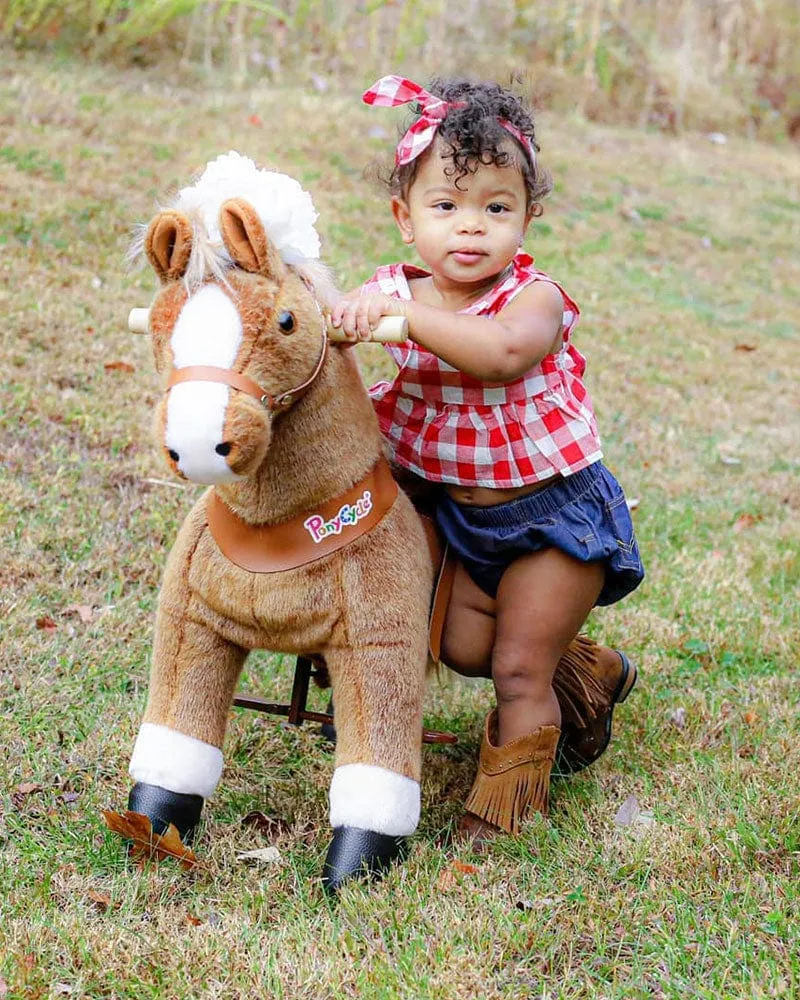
459, 711, 560, 843
553, 634, 638, 775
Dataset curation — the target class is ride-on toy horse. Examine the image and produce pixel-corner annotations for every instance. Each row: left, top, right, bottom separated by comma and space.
120, 153, 627, 892
123, 153, 433, 892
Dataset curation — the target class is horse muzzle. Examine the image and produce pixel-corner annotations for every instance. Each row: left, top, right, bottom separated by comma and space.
158, 383, 271, 485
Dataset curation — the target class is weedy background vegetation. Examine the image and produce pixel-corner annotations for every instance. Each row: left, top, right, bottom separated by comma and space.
1, 3, 799, 997
2, 0, 800, 139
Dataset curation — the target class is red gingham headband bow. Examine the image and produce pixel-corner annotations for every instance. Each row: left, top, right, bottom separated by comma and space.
362, 75, 537, 169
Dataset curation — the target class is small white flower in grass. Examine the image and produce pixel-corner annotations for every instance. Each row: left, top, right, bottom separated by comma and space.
176, 150, 321, 264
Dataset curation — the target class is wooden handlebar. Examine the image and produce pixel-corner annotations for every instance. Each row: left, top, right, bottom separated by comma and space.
127, 307, 408, 344
128, 307, 151, 334
327, 315, 407, 343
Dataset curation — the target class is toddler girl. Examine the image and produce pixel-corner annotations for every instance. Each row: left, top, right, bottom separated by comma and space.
332, 76, 644, 842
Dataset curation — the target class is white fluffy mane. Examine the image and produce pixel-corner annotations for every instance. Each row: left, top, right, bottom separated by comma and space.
129, 151, 337, 304
177, 151, 321, 264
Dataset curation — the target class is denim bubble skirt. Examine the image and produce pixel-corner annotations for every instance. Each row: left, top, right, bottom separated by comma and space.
435, 462, 645, 606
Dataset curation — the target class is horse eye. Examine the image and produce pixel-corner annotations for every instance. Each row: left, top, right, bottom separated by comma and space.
278, 311, 295, 333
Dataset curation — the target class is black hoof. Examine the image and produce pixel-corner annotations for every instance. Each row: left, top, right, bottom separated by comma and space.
321, 826, 407, 895
127, 782, 203, 843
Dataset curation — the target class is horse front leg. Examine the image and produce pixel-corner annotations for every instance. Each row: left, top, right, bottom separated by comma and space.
127, 601, 247, 843
321, 635, 427, 894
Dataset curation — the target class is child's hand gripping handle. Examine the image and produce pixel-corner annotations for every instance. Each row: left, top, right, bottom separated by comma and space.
127, 308, 407, 343
327, 315, 408, 343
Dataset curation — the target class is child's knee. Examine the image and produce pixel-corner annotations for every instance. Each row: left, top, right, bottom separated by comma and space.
492, 639, 560, 700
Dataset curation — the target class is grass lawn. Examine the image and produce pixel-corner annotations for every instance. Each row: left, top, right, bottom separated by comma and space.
1, 49, 799, 999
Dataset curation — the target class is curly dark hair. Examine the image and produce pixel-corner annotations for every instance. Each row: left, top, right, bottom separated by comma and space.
385, 77, 552, 216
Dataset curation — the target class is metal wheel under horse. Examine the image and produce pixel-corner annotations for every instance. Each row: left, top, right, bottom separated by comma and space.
115, 152, 610, 894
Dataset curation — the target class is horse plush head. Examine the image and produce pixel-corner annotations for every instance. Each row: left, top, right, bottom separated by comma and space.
135, 154, 335, 486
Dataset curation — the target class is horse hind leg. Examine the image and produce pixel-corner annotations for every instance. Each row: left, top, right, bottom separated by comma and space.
128, 610, 247, 842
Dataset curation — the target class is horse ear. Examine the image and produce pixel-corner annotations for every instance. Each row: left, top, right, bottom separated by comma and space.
219, 198, 283, 276
145, 210, 193, 282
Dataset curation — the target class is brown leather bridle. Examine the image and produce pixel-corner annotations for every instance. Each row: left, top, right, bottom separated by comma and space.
165, 302, 329, 415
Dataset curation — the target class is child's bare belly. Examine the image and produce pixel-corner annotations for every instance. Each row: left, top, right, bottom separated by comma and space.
445, 476, 559, 507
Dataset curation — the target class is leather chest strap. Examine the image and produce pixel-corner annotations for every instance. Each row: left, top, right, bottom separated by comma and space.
207, 457, 398, 574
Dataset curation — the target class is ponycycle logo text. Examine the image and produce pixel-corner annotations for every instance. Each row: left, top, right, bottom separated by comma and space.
304, 491, 373, 544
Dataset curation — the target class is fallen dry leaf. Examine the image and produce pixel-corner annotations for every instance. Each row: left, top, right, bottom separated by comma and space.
701, 718, 729, 747
36, 615, 57, 631
102, 810, 200, 870
733, 513, 762, 532
734, 343, 757, 352
86, 889, 112, 911
614, 795, 655, 837
12, 783, 42, 808
186, 913, 203, 926
241, 811, 290, 842
16, 782, 42, 795
614, 794, 641, 827
236, 846, 281, 864
295, 821, 318, 845
436, 868, 458, 891
743, 711, 758, 725
104, 360, 136, 373
64, 604, 94, 624
2, 670, 21, 691
437, 861, 479, 890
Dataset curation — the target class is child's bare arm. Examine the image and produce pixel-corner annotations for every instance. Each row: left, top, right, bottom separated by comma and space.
331, 282, 564, 381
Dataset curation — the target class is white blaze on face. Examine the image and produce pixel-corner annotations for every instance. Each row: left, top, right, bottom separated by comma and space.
166, 284, 245, 484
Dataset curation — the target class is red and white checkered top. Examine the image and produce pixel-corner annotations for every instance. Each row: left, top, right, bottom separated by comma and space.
366, 252, 603, 487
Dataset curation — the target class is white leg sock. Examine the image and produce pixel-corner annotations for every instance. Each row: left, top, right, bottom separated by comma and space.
329, 764, 420, 836
129, 723, 223, 799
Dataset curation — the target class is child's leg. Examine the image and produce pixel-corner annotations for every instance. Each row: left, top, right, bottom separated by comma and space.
493, 547, 604, 746
441, 561, 629, 740
452, 548, 604, 840
439, 563, 497, 677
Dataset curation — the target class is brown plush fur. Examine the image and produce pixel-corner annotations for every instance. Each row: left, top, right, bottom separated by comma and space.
140, 205, 432, 784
